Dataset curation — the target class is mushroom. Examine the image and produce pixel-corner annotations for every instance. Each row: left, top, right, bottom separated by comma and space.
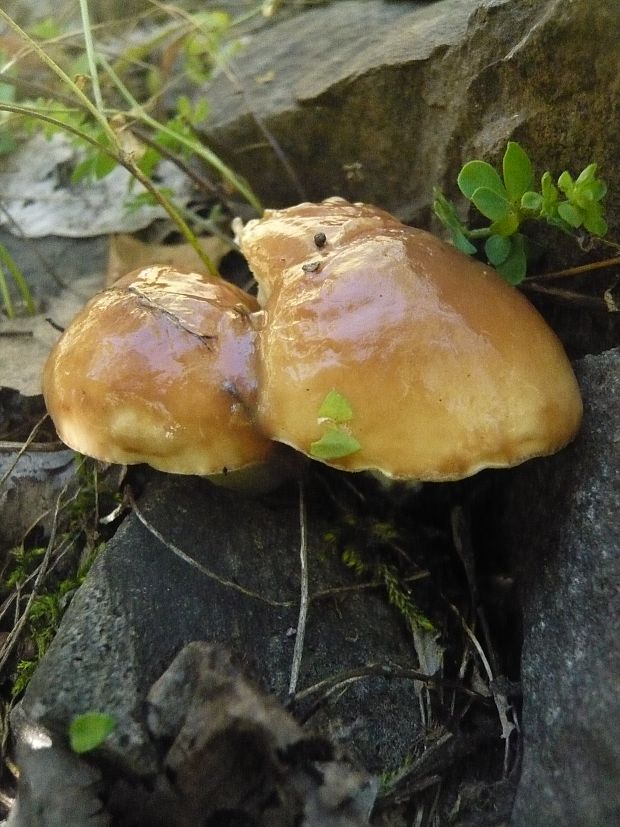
43, 265, 274, 482
237, 199, 583, 482
233, 196, 402, 305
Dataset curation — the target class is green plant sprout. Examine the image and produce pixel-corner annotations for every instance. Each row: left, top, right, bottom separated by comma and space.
0, 4, 263, 278
324, 519, 436, 637
69, 711, 116, 753
0, 244, 36, 318
2, 459, 117, 700
433, 141, 609, 284
310, 390, 361, 460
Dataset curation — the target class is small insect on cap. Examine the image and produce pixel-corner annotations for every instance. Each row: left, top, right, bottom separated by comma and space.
238, 199, 583, 481
43, 266, 273, 477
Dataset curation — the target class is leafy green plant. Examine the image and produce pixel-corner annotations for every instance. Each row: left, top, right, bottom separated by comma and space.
9, 541, 103, 698
69, 711, 116, 753
324, 518, 435, 637
0, 244, 36, 318
2, 459, 120, 700
0, 3, 263, 277
434, 141, 609, 284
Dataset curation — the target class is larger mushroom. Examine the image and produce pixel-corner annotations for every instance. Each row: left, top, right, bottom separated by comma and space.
43, 265, 273, 479
237, 198, 583, 481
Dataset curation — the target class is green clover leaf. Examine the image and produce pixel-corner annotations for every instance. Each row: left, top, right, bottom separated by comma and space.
69, 712, 116, 754
310, 428, 361, 460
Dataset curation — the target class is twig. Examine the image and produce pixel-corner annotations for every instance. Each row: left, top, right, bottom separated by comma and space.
0, 483, 66, 677
288, 480, 308, 696
527, 255, 620, 281
149, 0, 306, 201
450, 603, 517, 776
520, 281, 612, 308
0, 413, 50, 493
292, 663, 485, 706
129, 491, 291, 608
78, 0, 104, 112
310, 570, 430, 603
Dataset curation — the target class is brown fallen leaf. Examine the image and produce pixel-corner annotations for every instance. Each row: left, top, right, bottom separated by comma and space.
106, 233, 231, 286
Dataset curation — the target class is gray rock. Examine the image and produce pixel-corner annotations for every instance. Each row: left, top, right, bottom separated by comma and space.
198, 0, 620, 356
200, 0, 620, 232
6, 706, 108, 827
109, 641, 377, 826
0, 446, 75, 548
11, 475, 422, 819
507, 348, 620, 826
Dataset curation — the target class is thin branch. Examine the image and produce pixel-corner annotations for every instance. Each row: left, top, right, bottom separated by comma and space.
288, 480, 309, 696
0, 414, 50, 493
527, 255, 620, 281
0, 484, 66, 677
0, 102, 218, 276
98, 53, 262, 212
0, 9, 117, 146
78, 0, 105, 112
292, 663, 485, 705
520, 281, 613, 309
129, 491, 291, 608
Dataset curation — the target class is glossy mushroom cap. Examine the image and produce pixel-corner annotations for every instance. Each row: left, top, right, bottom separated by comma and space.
43, 265, 273, 476
235, 196, 402, 305
238, 199, 583, 481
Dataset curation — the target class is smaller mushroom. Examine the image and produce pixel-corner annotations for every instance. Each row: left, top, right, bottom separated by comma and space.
43, 265, 274, 484
238, 199, 583, 482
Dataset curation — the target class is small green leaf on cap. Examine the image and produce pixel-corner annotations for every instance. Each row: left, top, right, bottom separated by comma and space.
317, 390, 354, 423
69, 712, 116, 754
310, 427, 361, 460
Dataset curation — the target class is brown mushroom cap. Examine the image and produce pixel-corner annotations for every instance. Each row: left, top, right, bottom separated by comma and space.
43, 265, 272, 476
238, 199, 583, 481
235, 196, 402, 304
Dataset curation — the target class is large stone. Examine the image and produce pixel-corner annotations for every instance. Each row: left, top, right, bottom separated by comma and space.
198, 0, 620, 356
506, 348, 620, 826
10, 474, 423, 821
200, 0, 620, 231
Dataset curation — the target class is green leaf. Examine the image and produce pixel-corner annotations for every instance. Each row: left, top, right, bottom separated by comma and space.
318, 390, 354, 423
582, 205, 608, 236
575, 163, 598, 186
69, 712, 116, 754
432, 190, 477, 254
521, 191, 543, 213
488, 211, 520, 237
0, 128, 17, 156
93, 152, 117, 180
451, 229, 477, 255
458, 160, 506, 200
577, 177, 607, 203
485, 234, 511, 266
502, 142, 534, 201
539, 171, 560, 218
470, 187, 511, 222
124, 187, 175, 213
27, 18, 61, 39
496, 234, 527, 285
310, 427, 361, 460
557, 201, 584, 228
557, 170, 575, 198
